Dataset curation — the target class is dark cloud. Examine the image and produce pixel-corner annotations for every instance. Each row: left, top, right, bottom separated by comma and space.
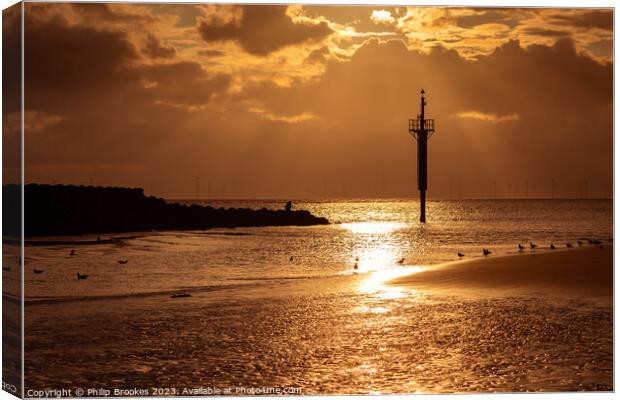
24, 14, 138, 97
2, 4, 21, 113
197, 5, 332, 55
142, 33, 176, 59
520, 27, 570, 37
22, 3, 230, 175
136, 62, 230, 106
457, 11, 519, 29
2, 3, 22, 184
550, 9, 612, 31
198, 49, 225, 57
71, 3, 156, 23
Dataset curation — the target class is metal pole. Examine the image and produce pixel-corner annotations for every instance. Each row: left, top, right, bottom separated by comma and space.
418, 93, 427, 223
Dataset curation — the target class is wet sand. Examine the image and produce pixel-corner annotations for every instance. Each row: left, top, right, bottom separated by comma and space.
24, 247, 613, 393
391, 245, 612, 300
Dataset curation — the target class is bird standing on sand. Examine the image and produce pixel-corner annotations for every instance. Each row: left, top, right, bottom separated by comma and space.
483, 248, 491, 256
70, 249, 75, 256
457, 252, 465, 258
397, 258, 405, 265
530, 242, 537, 249
518, 244, 525, 250
77, 273, 88, 280
289, 256, 293, 262
566, 243, 573, 248
550, 244, 556, 250
353, 262, 359, 270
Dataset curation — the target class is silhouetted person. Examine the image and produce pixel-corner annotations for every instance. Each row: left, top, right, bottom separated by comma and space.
285, 201, 292, 212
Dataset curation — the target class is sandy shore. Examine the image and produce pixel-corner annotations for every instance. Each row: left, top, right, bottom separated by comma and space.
23, 245, 613, 393
391, 245, 612, 299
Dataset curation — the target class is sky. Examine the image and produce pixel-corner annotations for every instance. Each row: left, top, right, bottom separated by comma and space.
3, 3, 613, 199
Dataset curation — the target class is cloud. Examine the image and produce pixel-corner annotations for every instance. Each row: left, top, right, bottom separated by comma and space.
453, 111, 519, 123
370, 10, 395, 24
549, 9, 612, 31
142, 33, 176, 59
249, 107, 319, 123
24, 13, 138, 97
15, 4, 612, 198
197, 5, 333, 56
21, 3, 231, 173
394, 7, 612, 61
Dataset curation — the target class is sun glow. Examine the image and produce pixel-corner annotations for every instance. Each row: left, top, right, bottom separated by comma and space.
359, 266, 424, 300
341, 222, 404, 235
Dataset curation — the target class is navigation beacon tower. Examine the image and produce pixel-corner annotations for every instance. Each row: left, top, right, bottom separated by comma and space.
408, 89, 435, 223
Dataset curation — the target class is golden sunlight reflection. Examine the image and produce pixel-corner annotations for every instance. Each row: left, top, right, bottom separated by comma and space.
341, 222, 404, 235
355, 246, 398, 272
359, 266, 424, 299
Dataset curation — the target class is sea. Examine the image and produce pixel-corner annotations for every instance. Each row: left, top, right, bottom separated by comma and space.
21, 199, 612, 301
14, 199, 614, 393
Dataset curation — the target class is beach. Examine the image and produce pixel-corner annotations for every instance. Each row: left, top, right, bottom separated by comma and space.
391, 245, 613, 299
24, 241, 613, 393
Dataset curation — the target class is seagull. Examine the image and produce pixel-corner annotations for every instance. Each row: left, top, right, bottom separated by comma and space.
397, 257, 405, 264
483, 248, 491, 256
457, 252, 465, 257
70, 249, 75, 256
118, 259, 128, 264
566, 243, 573, 248
518, 244, 525, 250
353, 262, 359, 270
355, 256, 359, 262
33, 269, 44, 274
550, 244, 556, 250
289, 256, 293, 262
77, 273, 89, 280
530, 242, 537, 249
